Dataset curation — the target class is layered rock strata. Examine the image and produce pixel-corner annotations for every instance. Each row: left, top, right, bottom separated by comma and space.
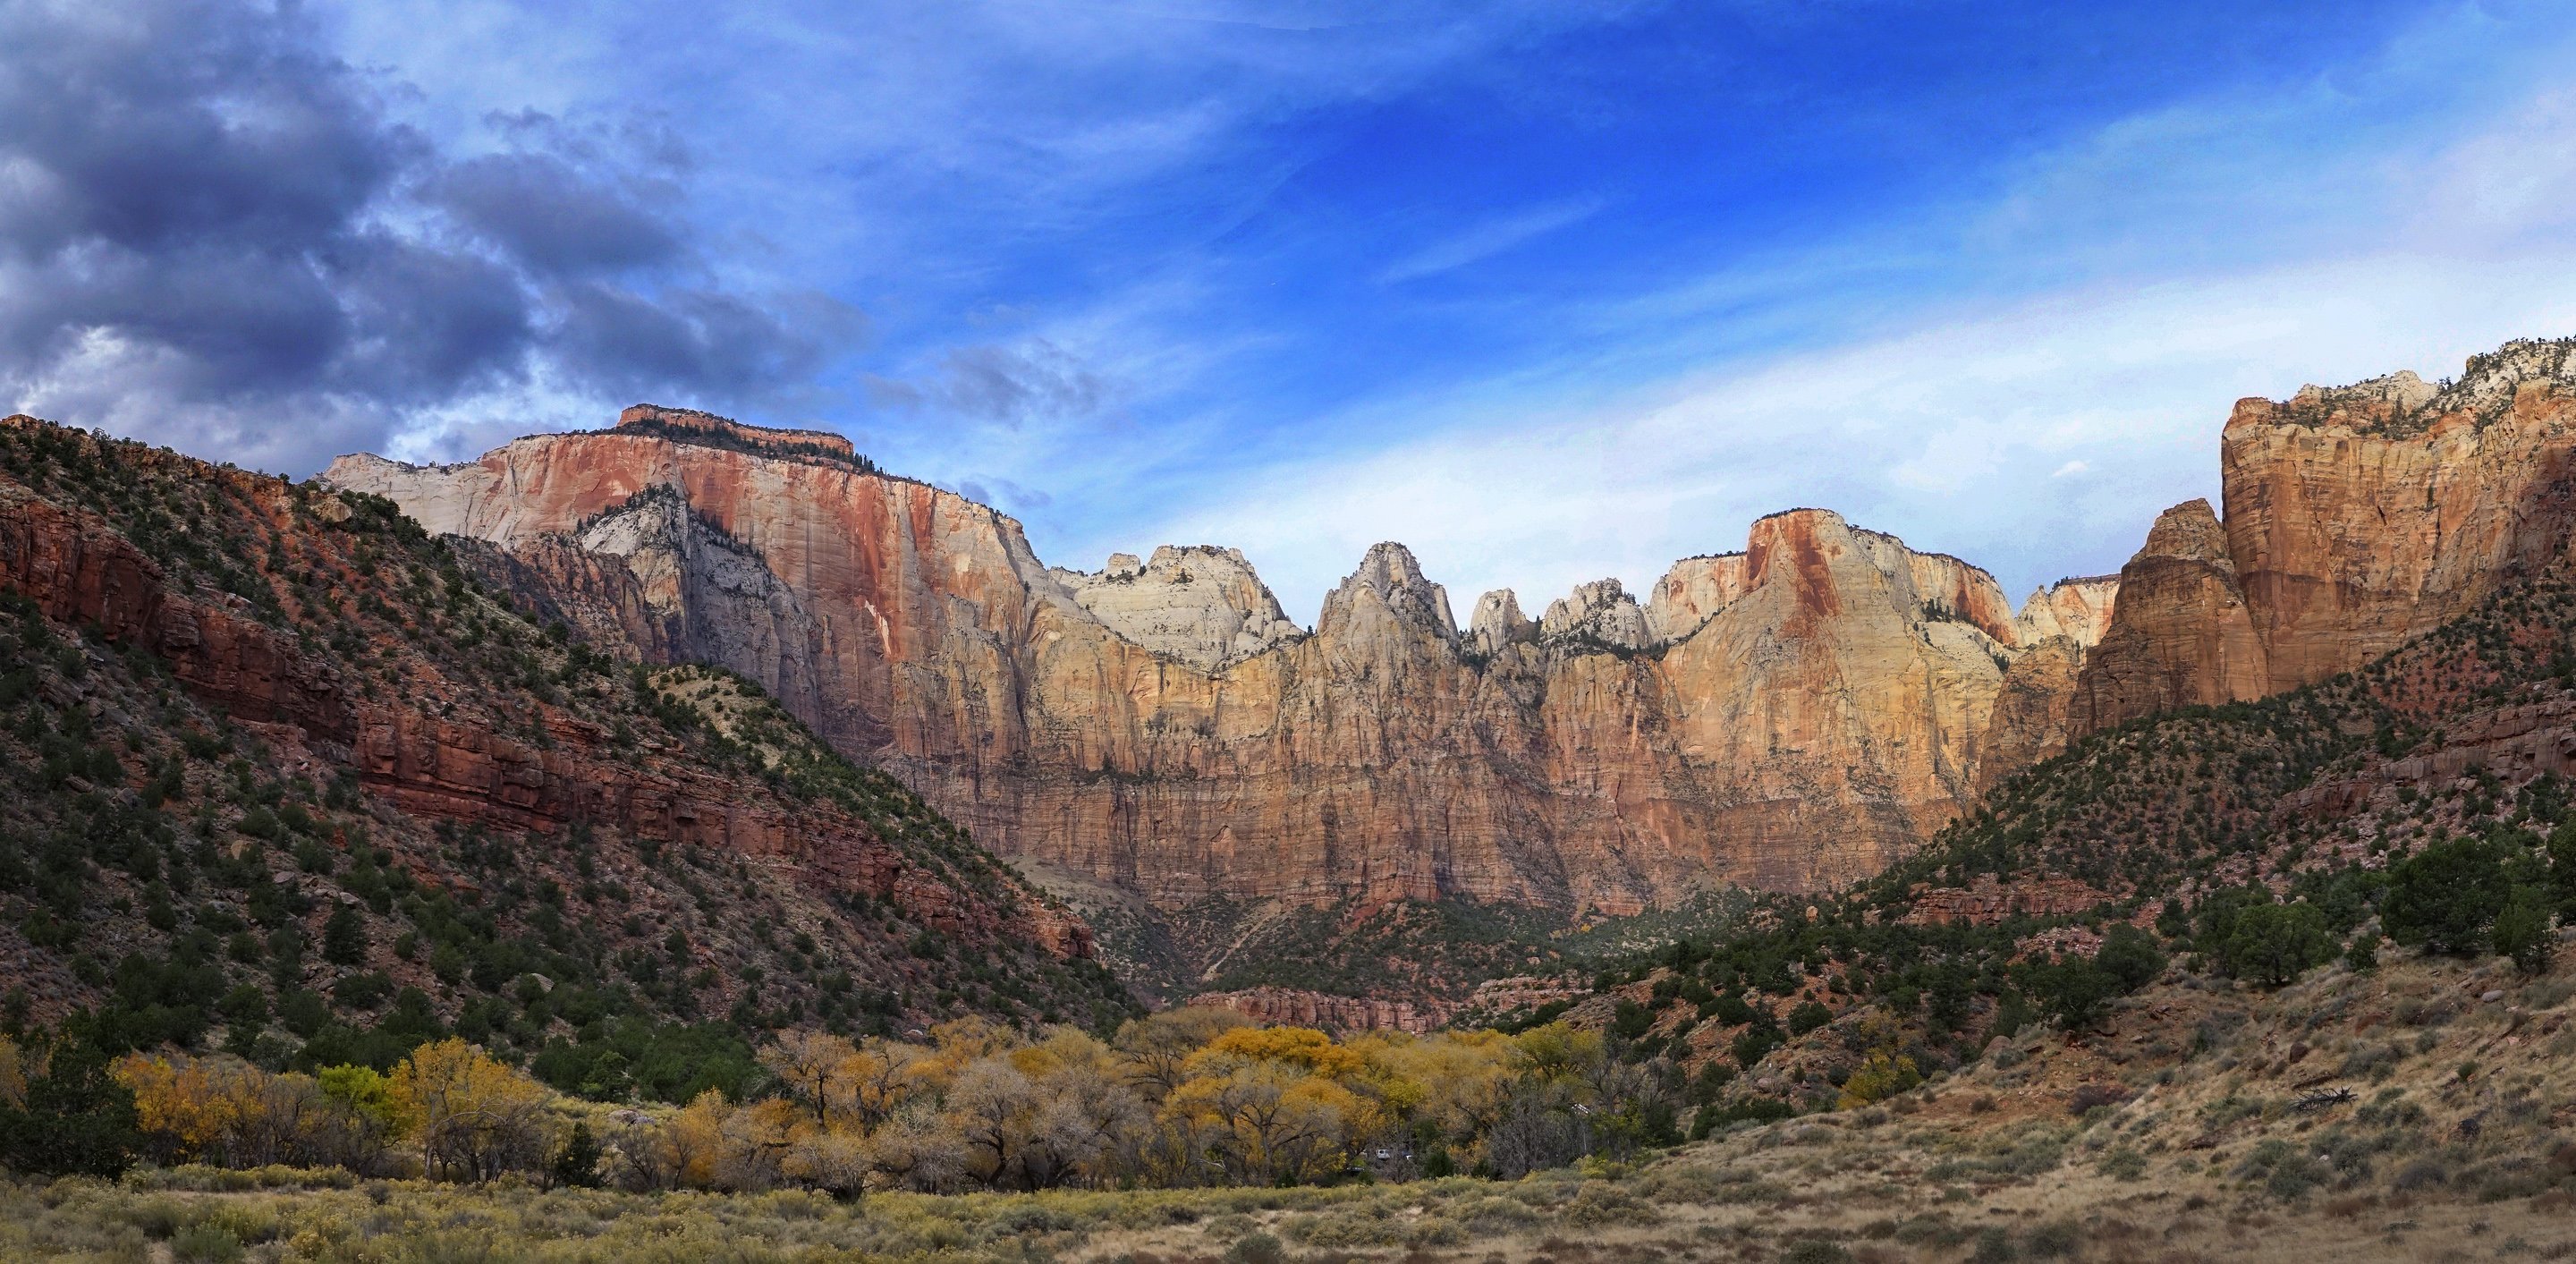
0, 418, 1084, 959
1192, 987, 1445, 1035
2078, 339, 2576, 731
327, 410, 2118, 917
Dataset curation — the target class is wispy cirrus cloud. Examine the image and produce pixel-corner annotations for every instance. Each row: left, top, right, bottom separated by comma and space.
1076, 3, 2576, 615
1377, 198, 1606, 284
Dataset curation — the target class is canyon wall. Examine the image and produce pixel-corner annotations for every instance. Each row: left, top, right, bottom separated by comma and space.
0, 418, 1084, 959
2078, 339, 2576, 731
326, 405, 2114, 917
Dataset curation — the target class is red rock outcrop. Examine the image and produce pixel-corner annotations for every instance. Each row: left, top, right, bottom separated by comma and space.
2072, 500, 2271, 729
1463, 974, 1589, 1014
0, 477, 354, 741
329, 419, 2123, 923
1190, 987, 1445, 1035
2079, 340, 2576, 732
1900, 875, 2110, 927
0, 418, 1083, 957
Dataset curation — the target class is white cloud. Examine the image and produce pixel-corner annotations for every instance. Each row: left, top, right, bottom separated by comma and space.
2050, 460, 2089, 479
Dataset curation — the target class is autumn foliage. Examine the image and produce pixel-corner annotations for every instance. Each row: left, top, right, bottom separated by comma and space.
92, 1012, 1674, 1192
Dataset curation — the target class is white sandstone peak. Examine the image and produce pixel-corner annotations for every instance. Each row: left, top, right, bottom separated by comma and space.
1059, 545, 1300, 672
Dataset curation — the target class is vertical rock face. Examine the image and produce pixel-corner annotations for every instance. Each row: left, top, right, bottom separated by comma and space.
326, 409, 2119, 922
2072, 501, 2270, 729
1051, 546, 1302, 672
2012, 576, 2118, 648
1467, 590, 1538, 657
1644, 554, 1755, 641
2078, 339, 2576, 732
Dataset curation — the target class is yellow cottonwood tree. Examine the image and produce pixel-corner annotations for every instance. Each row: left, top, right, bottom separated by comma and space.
115, 1054, 235, 1162
758, 1029, 858, 1127
388, 1038, 552, 1182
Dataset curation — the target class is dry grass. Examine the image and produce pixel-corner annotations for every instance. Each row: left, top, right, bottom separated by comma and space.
6, 948, 2572, 1262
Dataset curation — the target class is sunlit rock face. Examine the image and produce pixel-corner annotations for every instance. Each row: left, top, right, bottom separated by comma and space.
1050, 546, 1303, 674
328, 409, 2118, 913
2077, 339, 2576, 733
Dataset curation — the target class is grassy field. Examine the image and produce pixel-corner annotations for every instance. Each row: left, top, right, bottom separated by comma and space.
8, 944, 2572, 1264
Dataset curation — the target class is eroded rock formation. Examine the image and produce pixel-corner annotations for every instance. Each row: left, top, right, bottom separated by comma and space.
1192, 987, 1445, 1035
326, 410, 2119, 922
2078, 339, 2576, 732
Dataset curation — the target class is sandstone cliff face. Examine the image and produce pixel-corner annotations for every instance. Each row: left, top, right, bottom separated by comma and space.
2012, 576, 2118, 647
327, 411, 2118, 924
2078, 339, 2576, 732
1643, 554, 1754, 641
1051, 546, 1302, 672
2072, 500, 2271, 729
1192, 987, 1445, 1035
0, 417, 1086, 961
1971, 636, 2089, 796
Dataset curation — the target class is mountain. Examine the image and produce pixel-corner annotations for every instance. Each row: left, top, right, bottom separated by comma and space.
0, 414, 1129, 1094
1485, 489, 2576, 1124
324, 405, 2117, 1000
301, 335, 2576, 1019
2075, 338, 2576, 730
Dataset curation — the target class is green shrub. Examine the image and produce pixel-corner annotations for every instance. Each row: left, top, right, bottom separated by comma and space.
2216, 903, 2335, 987
2492, 886, 2554, 974
2383, 836, 2511, 955
2235, 1138, 2326, 1201
2095, 924, 2166, 990
2024, 1219, 2084, 1259
1784, 1239, 1855, 1264
169, 1224, 244, 1264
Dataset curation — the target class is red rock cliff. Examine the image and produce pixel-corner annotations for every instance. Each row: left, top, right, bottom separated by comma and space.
326, 417, 2115, 920
0, 417, 1085, 960
2078, 340, 2576, 732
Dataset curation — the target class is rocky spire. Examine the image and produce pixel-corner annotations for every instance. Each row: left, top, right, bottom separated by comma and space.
1539, 578, 1653, 650
2071, 499, 2267, 731
1467, 590, 1538, 657
1318, 542, 1457, 642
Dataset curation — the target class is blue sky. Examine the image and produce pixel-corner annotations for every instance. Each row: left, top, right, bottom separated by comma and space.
13, 2, 2576, 619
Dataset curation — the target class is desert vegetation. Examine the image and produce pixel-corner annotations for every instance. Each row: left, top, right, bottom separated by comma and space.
4, 944, 2575, 1261
3, 1009, 1694, 1194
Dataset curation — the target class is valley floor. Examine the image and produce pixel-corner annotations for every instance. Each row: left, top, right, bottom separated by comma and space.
11, 946, 2573, 1264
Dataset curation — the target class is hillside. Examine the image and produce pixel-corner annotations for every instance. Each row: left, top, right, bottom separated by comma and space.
1478, 521, 2576, 1136
4, 944, 2571, 1262
0, 414, 1133, 1102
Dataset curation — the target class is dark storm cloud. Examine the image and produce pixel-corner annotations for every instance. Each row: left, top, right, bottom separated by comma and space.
424, 152, 686, 277
552, 283, 838, 401
0, 0, 853, 473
